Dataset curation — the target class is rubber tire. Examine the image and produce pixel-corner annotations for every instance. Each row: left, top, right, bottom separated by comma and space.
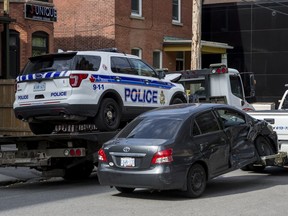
170, 97, 184, 105
29, 122, 55, 135
63, 162, 94, 180
115, 187, 135, 193
242, 136, 275, 172
255, 136, 275, 157
95, 98, 121, 131
185, 164, 207, 198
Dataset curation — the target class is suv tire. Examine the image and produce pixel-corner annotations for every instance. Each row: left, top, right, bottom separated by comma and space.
95, 98, 121, 131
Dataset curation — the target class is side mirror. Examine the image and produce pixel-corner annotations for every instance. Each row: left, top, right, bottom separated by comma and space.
158, 70, 166, 79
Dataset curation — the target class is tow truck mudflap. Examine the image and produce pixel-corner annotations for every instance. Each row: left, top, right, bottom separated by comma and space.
260, 151, 288, 166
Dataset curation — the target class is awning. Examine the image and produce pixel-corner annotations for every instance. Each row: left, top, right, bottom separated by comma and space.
163, 36, 233, 54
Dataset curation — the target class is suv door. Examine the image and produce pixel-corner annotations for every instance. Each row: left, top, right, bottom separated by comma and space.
110, 56, 144, 108
129, 58, 174, 107
192, 110, 230, 176
214, 108, 257, 169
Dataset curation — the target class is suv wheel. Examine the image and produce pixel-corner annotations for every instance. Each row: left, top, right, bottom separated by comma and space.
95, 98, 121, 131
171, 97, 184, 105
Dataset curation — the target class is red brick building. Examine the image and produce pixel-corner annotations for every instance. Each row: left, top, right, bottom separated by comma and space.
0, 0, 56, 79
54, 0, 231, 71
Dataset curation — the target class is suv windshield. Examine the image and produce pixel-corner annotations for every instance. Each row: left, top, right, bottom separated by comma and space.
117, 117, 182, 140
22, 53, 101, 75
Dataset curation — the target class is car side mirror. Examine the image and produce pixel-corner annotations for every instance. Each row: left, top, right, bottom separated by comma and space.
158, 70, 166, 79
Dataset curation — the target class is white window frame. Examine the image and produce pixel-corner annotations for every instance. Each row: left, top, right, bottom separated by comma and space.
153, 50, 163, 69
131, 48, 142, 59
131, 0, 142, 18
172, 0, 181, 24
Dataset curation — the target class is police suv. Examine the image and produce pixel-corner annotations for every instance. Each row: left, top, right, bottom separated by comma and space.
14, 50, 186, 134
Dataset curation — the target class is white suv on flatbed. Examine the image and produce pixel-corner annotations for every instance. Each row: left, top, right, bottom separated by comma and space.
14, 50, 186, 134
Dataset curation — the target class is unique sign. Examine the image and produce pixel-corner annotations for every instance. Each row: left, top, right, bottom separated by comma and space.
24, 3, 57, 22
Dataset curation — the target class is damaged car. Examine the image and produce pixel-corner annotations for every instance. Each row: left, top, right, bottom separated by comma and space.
97, 103, 278, 198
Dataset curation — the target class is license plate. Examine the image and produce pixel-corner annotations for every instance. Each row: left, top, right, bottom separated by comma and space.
33, 83, 46, 92
120, 157, 135, 167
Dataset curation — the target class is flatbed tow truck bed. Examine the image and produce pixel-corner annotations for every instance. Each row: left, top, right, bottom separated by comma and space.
0, 131, 118, 179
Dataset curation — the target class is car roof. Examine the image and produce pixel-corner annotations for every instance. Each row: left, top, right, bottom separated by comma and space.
140, 103, 240, 119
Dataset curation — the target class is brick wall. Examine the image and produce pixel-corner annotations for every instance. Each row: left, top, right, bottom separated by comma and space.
115, 0, 192, 67
1, 2, 54, 70
54, 0, 116, 51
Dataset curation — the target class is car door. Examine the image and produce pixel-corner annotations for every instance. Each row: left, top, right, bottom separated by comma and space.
214, 108, 257, 169
192, 110, 230, 176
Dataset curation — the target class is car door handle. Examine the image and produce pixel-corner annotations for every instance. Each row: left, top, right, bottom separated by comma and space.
114, 77, 121, 82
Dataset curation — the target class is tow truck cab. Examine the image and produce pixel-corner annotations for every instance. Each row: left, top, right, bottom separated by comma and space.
176, 64, 255, 111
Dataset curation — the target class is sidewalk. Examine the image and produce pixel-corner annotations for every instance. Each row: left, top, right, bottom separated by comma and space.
0, 173, 19, 186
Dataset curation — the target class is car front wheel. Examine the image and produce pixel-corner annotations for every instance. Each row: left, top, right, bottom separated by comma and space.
185, 163, 207, 198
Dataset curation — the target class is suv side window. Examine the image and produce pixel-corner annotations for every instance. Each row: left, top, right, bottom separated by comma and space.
74, 55, 101, 71
215, 108, 246, 128
193, 111, 220, 135
129, 58, 157, 77
111, 57, 138, 75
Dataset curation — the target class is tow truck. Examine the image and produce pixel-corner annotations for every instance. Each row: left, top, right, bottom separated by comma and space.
170, 63, 255, 111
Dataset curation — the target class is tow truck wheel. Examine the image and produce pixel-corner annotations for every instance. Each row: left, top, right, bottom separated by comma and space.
95, 98, 121, 131
29, 122, 55, 135
63, 162, 94, 180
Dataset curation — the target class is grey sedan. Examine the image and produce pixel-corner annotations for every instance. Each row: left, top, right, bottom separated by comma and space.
97, 103, 277, 198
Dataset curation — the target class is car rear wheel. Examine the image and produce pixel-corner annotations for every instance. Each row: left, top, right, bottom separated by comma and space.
115, 187, 135, 193
95, 98, 121, 131
29, 122, 55, 135
185, 163, 206, 198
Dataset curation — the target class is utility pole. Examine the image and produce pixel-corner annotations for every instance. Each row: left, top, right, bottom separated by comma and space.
191, 0, 202, 70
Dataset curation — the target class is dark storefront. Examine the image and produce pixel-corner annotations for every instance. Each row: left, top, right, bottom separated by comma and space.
202, 1, 288, 105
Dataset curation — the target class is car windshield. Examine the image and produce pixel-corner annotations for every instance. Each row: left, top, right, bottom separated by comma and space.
22, 53, 101, 75
117, 117, 183, 140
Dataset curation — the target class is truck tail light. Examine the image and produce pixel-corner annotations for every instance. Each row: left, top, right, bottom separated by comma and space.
151, 148, 173, 164
69, 74, 88, 87
98, 148, 107, 162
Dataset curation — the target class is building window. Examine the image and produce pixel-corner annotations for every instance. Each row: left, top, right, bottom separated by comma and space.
176, 51, 184, 70
131, 48, 142, 59
131, 0, 142, 17
153, 50, 162, 69
32, 31, 49, 57
172, 0, 181, 23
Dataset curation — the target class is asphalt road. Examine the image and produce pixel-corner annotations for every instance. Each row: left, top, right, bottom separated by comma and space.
0, 166, 288, 216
